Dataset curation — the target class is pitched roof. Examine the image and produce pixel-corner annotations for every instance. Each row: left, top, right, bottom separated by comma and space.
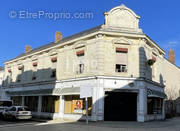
6, 25, 102, 62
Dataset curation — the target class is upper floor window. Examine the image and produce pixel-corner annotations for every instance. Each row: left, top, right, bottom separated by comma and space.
151, 56, 156, 78
32, 62, 38, 80
76, 50, 84, 74
17, 66, 23, 82
51, 57, 57, 78
7, 69, 12, 84
115, 48, 128, 73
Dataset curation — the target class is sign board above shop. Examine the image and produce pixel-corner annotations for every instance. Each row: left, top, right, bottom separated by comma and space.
80, 86, 93, 98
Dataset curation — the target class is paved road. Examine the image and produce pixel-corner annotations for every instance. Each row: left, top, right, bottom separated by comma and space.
0, 117, 180, 131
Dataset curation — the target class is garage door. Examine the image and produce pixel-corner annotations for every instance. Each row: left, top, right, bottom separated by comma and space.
104, 92, 137, 121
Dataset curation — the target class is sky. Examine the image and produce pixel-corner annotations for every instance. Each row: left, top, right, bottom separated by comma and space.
0, 0, 180, 67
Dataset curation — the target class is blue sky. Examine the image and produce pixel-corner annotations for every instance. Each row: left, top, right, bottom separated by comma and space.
0, 0, 180, 67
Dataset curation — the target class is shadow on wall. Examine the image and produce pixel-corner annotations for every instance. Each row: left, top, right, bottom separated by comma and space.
139, 47, 152, 80
2, 67, 58, 119
3, 66, 56, 88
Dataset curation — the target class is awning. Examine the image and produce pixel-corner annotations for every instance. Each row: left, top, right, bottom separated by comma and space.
6, 87, 80, 96
147, 89, 167, 98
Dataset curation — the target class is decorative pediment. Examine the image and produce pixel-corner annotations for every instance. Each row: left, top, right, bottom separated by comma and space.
16, 60, 22, 65
48, 49, 58, 56
31, 55, 38, 61
73, 40, 86, 49
112, 37, 132, 45
104, 4, 140, 29
152, 48, 159, 56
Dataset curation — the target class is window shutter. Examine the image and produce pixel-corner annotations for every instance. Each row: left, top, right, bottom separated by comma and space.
76, 50, 84, 56
51, 57, 57, 62
116, 52, 128, 65
116, 48, 128, 53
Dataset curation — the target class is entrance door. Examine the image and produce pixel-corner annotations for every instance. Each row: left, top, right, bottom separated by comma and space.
104, 92, 137, 121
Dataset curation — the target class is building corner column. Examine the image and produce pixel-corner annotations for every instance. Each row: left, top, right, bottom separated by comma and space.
22, 96, 25, 106
137, 87, 147, 122
37, 96, 42, 118
92, 79, 104, 121
59, 95, 64, 119
162, 99, 165, 120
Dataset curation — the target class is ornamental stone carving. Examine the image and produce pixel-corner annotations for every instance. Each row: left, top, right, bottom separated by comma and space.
104, 4, 142, 33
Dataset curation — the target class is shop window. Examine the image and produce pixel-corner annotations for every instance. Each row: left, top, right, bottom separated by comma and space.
41, 96, 60, 113
24, 96, 38, 112
64, 95, 92, 116
147, 97, 163, 114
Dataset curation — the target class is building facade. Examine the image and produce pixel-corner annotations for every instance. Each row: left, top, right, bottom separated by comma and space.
2, 5, 168, 122
0, 67, 4, 98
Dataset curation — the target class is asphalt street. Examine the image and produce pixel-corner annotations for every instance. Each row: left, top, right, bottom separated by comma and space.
0, 117, 180, 131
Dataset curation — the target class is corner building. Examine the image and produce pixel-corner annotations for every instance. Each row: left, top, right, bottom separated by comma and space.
2, 5, 168, 122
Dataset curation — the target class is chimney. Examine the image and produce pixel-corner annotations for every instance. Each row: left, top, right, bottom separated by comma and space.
54, 31, 62, 43
168, 49, 175, 64
25, 45, 32, 53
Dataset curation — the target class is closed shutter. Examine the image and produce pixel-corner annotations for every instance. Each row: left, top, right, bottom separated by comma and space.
116, 52, 128, 65
78, 55, 84, 64
64, 96, 72, 114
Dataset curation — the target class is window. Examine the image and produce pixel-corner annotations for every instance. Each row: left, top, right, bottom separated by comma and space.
25, 96, 38, 112
51, 58, 57, 78
115, 48, 128, 73
51, 69, 56, 78
115, 64, 127, 72
32, 72, 37, 80
10, 107, 16, 111
17, 71, 22, 82
11, 96, 22, 106
32, 65, 37, 80
147, 97, 163, 114
17, 75, 21, 82
76, 50, 85, 74
7, 69, 12, 84
77, 64, 84, 74
41, 96, 60, 113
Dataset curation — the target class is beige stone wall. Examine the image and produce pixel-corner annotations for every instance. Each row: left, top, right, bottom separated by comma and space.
163, 59, 180, 100
3, 34, 166, 86
0, 70, 4, 85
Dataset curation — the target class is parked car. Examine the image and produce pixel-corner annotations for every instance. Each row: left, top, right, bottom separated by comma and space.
3, 106, 32, 120
0, 100, 13, 119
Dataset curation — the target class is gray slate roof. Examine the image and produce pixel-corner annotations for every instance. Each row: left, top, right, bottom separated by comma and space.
7, 25, 102, 62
